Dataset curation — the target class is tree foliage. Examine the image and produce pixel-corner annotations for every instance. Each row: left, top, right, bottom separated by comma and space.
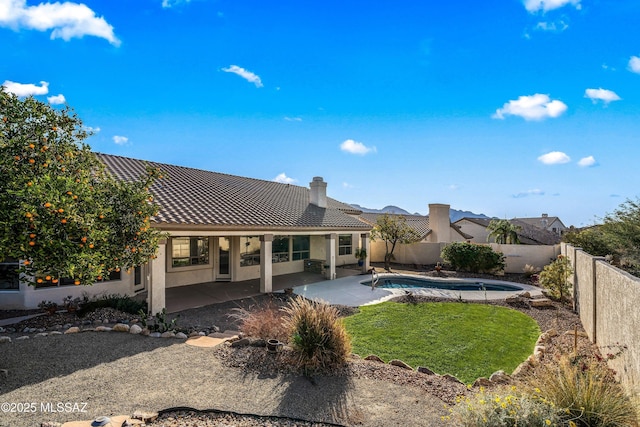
486, 219, 521, 244
601, 198, 640, 271
371, 213, 421, 271
440, 242, 505, 273
538, 255, 572, 302
0, 88, 164, 286
562, 226, 615, 258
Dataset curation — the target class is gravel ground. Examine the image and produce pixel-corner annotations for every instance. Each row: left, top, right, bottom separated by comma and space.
0, 268, 598, 427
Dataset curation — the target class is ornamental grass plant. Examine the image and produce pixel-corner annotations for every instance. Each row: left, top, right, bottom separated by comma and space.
528, 355, 639, 427
448, 385, 561, 427
282, 296, 351, 373
230, 301, 289, 342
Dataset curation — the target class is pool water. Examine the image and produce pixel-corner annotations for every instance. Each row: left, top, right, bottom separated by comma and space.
362, 277, 523, 292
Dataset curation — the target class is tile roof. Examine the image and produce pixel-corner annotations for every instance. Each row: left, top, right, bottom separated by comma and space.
97, 154, 371, 231
454, 217, 561, 245
359, 212, 432, 239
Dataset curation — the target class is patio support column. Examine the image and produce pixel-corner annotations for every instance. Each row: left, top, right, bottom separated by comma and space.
260, 234, 273, 293
360, 233, 370, 273
325, 233, 337, 280
149, 239, 167, 315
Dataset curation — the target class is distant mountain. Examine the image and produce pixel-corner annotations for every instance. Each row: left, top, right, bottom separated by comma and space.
350, 204, 489, 222
350, 204, 412, 215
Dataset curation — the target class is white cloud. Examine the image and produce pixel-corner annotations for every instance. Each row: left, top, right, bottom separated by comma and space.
84, 126, 100, 134
342, 182, 355, 189
2, 80, 49, 96
493, 94, 567, 121
523, 0, 581, 13
578, 156, 596, 167
448, 184, 459, 191
538, 151, 571, 165
584, 88, 621, 104
0, 0, 120, 45
513, 189, 545, 198
112, 135, 128, 145
340, 139, 377, 155
535, 20, 568, 32
221, 65, 263, 88
284, 116, 302, 122
628, 56, 640, 74
47, 93, 65, 104
273, 173, 296, 184
162, 0, 192, 8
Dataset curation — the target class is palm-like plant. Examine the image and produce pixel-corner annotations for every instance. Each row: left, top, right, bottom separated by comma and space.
486, 219, 521, 244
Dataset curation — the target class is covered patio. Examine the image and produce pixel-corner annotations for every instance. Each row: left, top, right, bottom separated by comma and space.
164, 266, 363, 313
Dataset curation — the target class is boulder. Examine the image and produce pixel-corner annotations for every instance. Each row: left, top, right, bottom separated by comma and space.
129, 324, 143, 335
64, 327, 80, 334
442, 374, 464, 384
489, 370, 510, 384
175, 332, 188, 339
95, 326, 112, 332
112, 323, 130, 332
389, 359, 413, 370
417, 366, 435, 375
0, 336, 11, 344
364, 354, 385, 363
161, 331, 175, 338
473, 377, 492, 388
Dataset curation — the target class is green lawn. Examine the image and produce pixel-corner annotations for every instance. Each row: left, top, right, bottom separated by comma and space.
342, 301, 540, 384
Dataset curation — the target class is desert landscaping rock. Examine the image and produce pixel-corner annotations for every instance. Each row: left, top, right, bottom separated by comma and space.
489, 370, 510, 384
113, 323, 131, 332
0, 336, 11, 343
417, 366, 435, 375
64, 326, 80, 334
473, 377, 492, 387
129, 324, 143, 335
364, 354, 384, 363
389, 359, 413, 370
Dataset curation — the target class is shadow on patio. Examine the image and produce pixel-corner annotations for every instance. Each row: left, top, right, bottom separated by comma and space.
164, 266, 363, 313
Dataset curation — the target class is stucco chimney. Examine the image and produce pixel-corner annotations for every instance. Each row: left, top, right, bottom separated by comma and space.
310, 177, 327, 208
428, 203, 451, 243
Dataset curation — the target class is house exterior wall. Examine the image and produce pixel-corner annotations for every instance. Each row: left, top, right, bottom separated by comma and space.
456, 220, 490, 243
562, 243, 640, 398
15, 273, 135, 309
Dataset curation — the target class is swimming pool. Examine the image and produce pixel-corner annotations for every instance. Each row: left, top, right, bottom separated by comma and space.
362, 275, 525, 292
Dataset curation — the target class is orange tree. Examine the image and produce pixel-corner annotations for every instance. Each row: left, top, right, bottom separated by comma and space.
0, 88, 164, 286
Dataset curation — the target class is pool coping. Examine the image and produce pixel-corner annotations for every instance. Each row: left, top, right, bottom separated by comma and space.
292, 272, 544, 307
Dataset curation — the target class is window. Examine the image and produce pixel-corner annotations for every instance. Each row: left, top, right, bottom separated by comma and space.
240, 236, 261, 267
35, 270, 121, 288
339, 234, 352, 256
292, 236, 310, 261
272, 236, 290, 263
172, 237, 209, 267
0, 258, 19, 290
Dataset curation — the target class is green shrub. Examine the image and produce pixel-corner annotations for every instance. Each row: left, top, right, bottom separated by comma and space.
448, 386, 561, 426
230, 301, 288, 341
529, 355, 639, 427
77, 293, 146, 316
441, 242, 505, 273
283, 296, 351, 373
538, 255, 572, 302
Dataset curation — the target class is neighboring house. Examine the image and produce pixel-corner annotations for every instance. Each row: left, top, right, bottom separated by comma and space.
360, 204, 472, 243
454, 217, 562, 245
514, 214, 568, 236
0, 154, 372, 311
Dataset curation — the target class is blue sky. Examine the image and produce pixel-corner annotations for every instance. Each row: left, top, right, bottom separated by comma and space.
2, 0, 639, 227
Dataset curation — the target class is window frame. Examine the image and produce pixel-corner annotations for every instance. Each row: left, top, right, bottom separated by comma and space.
170, 236, 210, 268
338, 234, 353, 256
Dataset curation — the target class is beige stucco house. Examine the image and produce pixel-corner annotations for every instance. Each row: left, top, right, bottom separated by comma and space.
0, 154, 372, 311
454, 217, 562, 245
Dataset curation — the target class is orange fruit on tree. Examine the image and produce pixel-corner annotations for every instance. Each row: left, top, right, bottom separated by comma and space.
29, 233, 36, 238
81, 237, 87, 243
52, 279, 58, 284
25, 212, 32, 218
27, 181, 33, 186
23, 260, 30, 265
36, 278, 43, 284
45, 275, 51, 281
89, 244, 94, 249
28, 143, 35, 149
74, 280, 80, 285
28, 158, 35, 164
58, 208, 64, 213
28, 241, 35, 246
61, 219, 67, 224
44, 202, 51, 208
